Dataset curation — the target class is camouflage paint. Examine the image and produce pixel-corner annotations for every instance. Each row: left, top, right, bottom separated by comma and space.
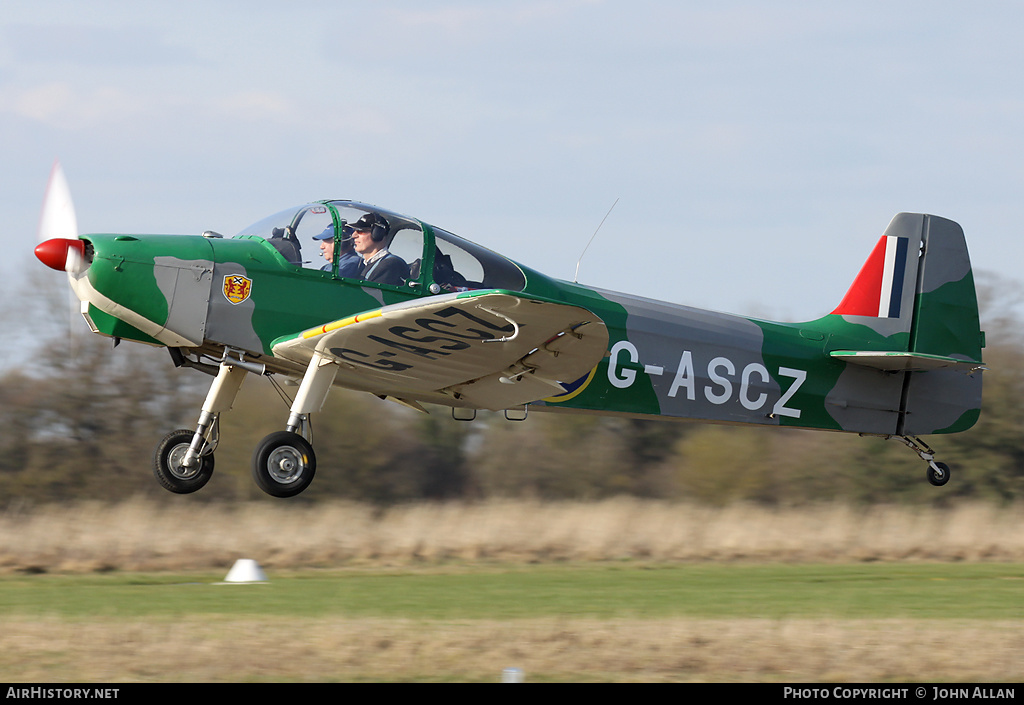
64, 209, 983, 440
537, 213, 984, 437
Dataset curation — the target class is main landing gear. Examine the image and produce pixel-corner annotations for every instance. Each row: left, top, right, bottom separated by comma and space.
252, 431, 316, 498
153, 349, 338, 498
892, 435, 951, 487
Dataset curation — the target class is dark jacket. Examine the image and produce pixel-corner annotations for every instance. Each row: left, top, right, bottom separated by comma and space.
361, 252, 410, 286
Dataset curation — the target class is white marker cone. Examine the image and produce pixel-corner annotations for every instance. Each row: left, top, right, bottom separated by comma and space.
223, 558, 268, 583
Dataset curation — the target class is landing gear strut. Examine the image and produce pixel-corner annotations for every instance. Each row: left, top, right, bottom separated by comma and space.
248, 350, 336, 498
154, 354, 246, 496
154, 348, 337, 498
893, 435, 951, 487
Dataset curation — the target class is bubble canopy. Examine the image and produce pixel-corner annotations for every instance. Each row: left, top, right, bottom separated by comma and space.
236, 200, 526, 292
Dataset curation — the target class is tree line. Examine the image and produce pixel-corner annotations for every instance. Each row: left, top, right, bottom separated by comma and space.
1, 272, 1021, 506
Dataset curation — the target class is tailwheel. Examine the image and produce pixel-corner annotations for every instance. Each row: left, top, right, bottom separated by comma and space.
153, 429, 215, 494
252, 431, 316, 498
927, 461, 951, 487
892, 435, 952, 487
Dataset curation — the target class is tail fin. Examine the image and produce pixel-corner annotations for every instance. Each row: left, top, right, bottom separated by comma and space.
830, 213, 985, 435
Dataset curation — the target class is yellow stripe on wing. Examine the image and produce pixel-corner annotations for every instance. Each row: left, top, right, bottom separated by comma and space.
300, 309, 383, 340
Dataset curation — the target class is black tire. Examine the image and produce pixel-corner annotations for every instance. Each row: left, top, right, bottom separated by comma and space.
153, 429, 215, 494
927, 462, 951, 487
252, 431, 316, 498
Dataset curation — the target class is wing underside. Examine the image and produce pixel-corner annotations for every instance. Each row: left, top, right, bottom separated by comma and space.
271, 290, 609, 410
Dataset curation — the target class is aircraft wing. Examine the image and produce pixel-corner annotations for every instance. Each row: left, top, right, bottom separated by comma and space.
271, 290, 609, 410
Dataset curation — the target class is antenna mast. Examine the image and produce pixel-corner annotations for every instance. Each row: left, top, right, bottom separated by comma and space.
574, 198, 619, 283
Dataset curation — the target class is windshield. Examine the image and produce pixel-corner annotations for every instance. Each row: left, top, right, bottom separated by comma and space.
236, 204, 334, 269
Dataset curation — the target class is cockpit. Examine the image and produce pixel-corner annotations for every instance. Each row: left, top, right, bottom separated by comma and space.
234, 201, 526, 293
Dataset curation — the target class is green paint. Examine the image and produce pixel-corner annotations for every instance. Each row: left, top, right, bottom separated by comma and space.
85, 304, 162, 346
912, 273, 984, 362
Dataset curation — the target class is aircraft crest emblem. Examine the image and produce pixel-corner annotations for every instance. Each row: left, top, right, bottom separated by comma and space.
223, 274, 253, 305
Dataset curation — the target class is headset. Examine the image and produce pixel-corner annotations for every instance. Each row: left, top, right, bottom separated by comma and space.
355, 213, 390, 243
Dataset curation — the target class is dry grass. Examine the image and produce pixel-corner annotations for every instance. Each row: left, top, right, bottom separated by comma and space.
1, 498, 1022, 573
2, 499, 1023, 682
1, 615, 1021, 682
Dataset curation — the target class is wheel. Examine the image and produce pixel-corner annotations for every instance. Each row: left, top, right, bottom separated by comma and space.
252, 431, 317, 498
927, 461, 951, 487
153, 429, 215, 494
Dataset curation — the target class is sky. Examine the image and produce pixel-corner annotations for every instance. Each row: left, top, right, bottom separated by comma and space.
3, 0, 1024, 365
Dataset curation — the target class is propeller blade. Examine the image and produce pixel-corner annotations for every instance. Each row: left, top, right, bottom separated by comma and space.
33, 160, 89, 356
35, 161, 88, 275
38, 160, 78, 242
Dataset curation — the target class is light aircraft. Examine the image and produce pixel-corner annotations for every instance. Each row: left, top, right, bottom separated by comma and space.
35, 163, 986, 497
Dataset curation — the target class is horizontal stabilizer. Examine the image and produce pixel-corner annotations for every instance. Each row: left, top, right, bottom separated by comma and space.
830, 350, 986, 373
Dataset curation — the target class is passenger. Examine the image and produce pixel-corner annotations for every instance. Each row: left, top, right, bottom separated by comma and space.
313, 225, 361, 277
312, 226, 335, 272
351, 213, 410, 286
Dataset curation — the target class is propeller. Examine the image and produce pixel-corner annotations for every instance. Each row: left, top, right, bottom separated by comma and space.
35, 160, 86, 273
34, 161, 92, 356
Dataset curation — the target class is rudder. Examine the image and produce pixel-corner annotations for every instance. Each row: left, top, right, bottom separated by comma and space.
909, 215, 984, 363
903, 214, 985, 434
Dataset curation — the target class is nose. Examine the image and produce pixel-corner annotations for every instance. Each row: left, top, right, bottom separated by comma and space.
35, 237, 86, 272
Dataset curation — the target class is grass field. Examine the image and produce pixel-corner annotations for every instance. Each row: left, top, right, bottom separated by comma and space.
1, 499, 1022, 681
3, 563, 1023, 620
1, 564, 1022, 682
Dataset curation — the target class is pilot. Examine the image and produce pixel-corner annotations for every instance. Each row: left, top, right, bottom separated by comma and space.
351, 213, 410, 286
313, 225, 361, 277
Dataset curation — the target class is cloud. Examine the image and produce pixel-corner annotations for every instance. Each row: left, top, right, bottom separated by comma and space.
4, 82, 148, 130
